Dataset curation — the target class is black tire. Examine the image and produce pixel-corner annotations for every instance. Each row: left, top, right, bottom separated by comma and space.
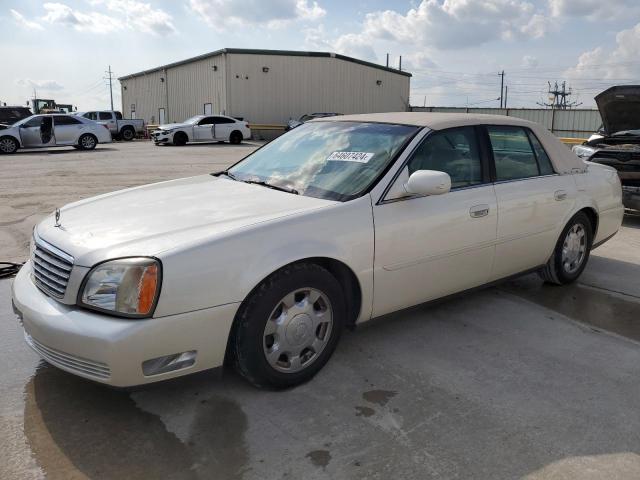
229, 131, 243, 145
0, 136, 19, 154
120, 127, 135, 141
538, 211, 593, 285
173, 132, 188, 146
78, 134, 97, 150
231, 262, 346, 389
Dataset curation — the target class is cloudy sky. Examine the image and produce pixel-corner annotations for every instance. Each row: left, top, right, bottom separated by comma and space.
2, 0, 639, 111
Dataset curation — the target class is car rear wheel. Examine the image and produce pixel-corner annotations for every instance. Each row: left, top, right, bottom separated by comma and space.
229, 131, 243, 145
231, 263, 345, 388
0, 136, 19, 154
78, 134, 97, 150
173, 132, 187, 146
538, 211, 593, 285
121, 127, 135, 141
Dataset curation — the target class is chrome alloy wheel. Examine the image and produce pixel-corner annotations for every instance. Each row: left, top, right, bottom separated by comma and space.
263, 288, 333, 373
0, 138, 17, 153
562, 223, 587, 274
81, 135, 96, 149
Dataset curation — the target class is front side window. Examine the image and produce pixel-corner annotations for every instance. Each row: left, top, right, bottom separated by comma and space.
407, 126, 483, 189
198, 117, 215, 125
22, 116, 43, 128
488, 126, 539, 181
228, 121, 418, 201
83, 112, 98, 121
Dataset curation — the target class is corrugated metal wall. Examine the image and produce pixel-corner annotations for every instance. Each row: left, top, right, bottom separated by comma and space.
121, 55, 227, 125
227, 53, 410, 124
411, 107, 602, 138
120, 52, 410, 126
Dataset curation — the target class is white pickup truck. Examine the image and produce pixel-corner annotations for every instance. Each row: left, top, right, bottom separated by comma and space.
76, 111, 144, 141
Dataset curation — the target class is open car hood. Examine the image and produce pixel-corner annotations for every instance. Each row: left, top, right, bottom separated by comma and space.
595, 85, 640, 135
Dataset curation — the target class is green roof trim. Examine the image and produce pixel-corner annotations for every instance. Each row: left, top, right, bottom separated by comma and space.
118, 48, 412, 80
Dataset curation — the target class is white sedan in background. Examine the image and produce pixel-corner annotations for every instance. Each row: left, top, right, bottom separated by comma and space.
0, 114, 112, 154
152, 114, 250, 146
12, 113, 623, 389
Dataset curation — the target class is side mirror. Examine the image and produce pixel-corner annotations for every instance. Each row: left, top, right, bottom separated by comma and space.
405, 170, 451, 196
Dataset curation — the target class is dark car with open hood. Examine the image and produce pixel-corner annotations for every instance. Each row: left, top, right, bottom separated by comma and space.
573, 86, 640, 211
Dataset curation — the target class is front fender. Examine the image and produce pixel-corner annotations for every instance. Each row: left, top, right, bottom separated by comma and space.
154, 196, 375, 321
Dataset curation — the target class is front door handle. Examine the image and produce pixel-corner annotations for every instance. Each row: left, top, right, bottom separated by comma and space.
469, 204, 490, 218
554, 190, 568, 201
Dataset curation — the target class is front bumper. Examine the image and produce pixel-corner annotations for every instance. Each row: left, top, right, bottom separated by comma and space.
11, 262, 239, 387
152, 131, 171, 144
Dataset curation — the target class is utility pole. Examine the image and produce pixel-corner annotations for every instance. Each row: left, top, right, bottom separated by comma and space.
105, 65, 114, 111
499, 70, 505, 108
386, 53, 389, 68
504, 85, 508, 109
398, 55, 402, 71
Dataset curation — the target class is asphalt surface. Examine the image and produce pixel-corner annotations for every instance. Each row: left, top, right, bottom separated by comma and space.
1, 141, 640, 479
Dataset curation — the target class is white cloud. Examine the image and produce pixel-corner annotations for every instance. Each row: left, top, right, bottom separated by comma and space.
94, 0, 176, 35
565, 22, 640, 81
10, 9, 44, 30
15, 1, 175, 35
17, 79, 65, 91
189, 0, 325, 30
360, 0, 549, 50
304, 25, 378, 62
401, 52, 437, 70
41, 2, 123, 33
549, 0, 640, 21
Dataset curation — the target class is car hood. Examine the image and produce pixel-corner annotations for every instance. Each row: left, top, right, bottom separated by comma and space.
36, 175, 335, 266
595, 85, 640, 135
158, 123, 188, 130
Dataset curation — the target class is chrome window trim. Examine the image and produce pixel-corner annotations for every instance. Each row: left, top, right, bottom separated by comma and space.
492, 173, 561, 185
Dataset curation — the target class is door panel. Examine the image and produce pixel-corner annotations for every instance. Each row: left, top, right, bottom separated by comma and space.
491, 176, 576, 280
19, 117, 55, 148
373, 186, 497, 316
193, 125, 214, 141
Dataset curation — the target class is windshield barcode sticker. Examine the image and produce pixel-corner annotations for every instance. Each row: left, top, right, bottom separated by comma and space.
327, 151, 374, 163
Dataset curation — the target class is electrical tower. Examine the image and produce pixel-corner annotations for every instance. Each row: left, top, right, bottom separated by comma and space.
537, 81, 582, 109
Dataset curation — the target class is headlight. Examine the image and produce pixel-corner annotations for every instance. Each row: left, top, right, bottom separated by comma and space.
80, 258, 161, 318
572, 145, 596, 158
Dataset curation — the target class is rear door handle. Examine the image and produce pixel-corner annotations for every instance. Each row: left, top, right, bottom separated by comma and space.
469, 204, 490, 218
554, 190, 567, 201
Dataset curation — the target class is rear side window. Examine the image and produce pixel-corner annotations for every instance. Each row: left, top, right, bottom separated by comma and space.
98, 112, 112, 120
527, 131, 555, 175
213, 117, 235, 124
54, 116, 82, 125
487, 126, 539, 181
407, 126, 483, 189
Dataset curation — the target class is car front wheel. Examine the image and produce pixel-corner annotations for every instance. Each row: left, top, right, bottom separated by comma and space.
0, 136, 19, 154
539, 211, 593, 285
231, 263, 345, 388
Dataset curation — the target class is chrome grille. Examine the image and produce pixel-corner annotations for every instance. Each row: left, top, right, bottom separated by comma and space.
32, 238, 74, 298
24, 332, 111, 379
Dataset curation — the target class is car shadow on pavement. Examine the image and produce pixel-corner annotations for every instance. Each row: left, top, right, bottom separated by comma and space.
15, 147, 119, 155
24, 363, 251, 480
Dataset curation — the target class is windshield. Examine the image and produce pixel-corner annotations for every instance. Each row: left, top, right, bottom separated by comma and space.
228, 121, 418, 201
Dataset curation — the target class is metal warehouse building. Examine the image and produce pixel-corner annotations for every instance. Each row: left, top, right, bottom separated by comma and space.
118, 48, 411, 126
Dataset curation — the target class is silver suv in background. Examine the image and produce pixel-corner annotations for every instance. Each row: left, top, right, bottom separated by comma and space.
76, 110, 144, 141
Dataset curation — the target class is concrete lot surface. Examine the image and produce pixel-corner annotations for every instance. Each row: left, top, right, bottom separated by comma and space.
1, 141, 640, 479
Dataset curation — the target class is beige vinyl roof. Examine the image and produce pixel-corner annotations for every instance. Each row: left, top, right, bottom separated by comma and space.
311, 112, 587, 174
317, 112, 537, 129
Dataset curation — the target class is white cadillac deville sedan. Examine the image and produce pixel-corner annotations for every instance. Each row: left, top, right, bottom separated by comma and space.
12, 113, 624, 388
